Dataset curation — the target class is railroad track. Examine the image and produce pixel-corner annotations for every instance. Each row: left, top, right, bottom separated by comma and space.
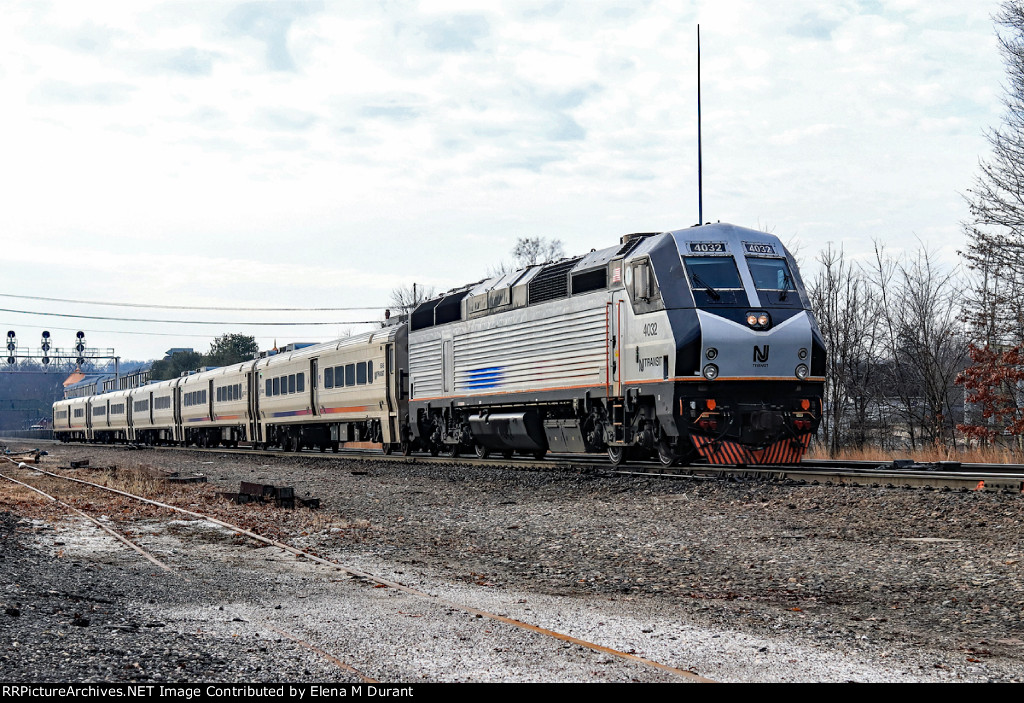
41, 439, 1024, 493
0, 456, 714, 683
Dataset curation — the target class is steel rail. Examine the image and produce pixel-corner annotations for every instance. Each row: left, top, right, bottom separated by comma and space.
124, 442, 1024, 492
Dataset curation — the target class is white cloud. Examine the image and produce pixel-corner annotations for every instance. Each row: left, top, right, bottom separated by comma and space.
0, 0, 1008, 359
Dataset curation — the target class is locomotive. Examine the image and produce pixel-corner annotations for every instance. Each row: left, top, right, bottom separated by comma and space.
53, 222, 824, 466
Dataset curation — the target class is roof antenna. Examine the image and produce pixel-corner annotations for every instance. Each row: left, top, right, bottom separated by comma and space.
697, 24, 703, 226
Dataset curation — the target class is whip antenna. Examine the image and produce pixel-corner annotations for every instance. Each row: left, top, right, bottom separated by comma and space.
697, 24, 703, 225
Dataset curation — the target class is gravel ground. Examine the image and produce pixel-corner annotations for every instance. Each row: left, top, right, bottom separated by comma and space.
1, 442, 1023, 682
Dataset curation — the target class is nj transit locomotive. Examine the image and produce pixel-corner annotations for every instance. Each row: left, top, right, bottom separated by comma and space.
53, 223, 824, 465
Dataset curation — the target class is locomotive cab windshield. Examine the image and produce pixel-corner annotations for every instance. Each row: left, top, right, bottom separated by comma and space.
747, 257, 798, 306
681, 255, 745, 305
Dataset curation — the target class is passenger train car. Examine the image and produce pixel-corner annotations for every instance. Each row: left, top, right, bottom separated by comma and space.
54, 327, 410, 454
53, 223, 824, 465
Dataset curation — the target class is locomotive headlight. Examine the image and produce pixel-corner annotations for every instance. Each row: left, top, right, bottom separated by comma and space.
705, 347, 718, 360
702, 363, 719, 380
798, 348, 808, 360
745, 311, 771, 329
795, 364, 809, 380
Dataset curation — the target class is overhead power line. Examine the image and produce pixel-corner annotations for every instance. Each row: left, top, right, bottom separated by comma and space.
0, 292, 385, 312
0, 322, 354, 340
0, 308, 380, 326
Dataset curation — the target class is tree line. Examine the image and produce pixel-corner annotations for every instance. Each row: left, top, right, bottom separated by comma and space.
815, 0, 1024, 455
149, 334, 260, 381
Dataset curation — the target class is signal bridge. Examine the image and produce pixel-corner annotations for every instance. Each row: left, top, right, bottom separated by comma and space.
4, 330, 119, 375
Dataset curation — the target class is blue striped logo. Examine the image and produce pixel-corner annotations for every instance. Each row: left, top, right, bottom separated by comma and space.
465, 366, 504, 389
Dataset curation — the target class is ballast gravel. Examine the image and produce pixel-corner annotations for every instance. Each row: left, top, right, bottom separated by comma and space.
1, 443, 1022, 683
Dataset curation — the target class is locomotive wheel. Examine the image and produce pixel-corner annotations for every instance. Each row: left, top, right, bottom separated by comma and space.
383, 443, 394, 455
533, 450, 546, 460
501, 450, 514, 460
474, 443, 490, 459
401, 441, 412, 456
447, 443, 460, 458
429, 443, 440, 457
607, 446, 627, 466
331, 441, 339, 453
657, 440, 678, 467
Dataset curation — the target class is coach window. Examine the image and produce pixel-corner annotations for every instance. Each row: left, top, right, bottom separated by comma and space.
325, 367, 334, 389
345, 363, 355, 387
335, 365, 345, 387
266, 379, 272, 396
273, 377, 280, 396
367, 362, 373, 384
297, 373, 304, 393
357, 362, 367, 385
289, 374, 296, 394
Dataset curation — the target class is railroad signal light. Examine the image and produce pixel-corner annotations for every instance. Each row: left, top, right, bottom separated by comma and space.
6, 330, 14, 353
6, 356, 14, 365
76, 356, 85, 365
41, 356, 49, 366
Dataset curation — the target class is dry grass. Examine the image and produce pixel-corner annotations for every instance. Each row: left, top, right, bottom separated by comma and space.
91, 464, 167, 498
0, 456, 366, 549
805, 442, 1024, 464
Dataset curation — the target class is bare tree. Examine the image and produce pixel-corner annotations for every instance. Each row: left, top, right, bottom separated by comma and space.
511, 237, 565, 268
389, 283, 436, 317
962, 1, 1024, 349
868, 243, 967, 450
809, 244, 885, 453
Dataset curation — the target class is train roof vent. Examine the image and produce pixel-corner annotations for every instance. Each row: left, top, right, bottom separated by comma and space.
616, 233, 657, 256
434, 290, 469, 326
571, 267, 608, 295
528, 257, 580, 305
410, 298, 442, 331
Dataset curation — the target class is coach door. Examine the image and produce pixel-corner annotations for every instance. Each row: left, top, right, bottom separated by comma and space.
172, 380, 182, 443
310, 359, 319, 416
247, 370, 261, 443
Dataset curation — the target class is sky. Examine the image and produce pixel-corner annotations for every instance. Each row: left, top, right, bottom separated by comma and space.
0, 0, 1008, 362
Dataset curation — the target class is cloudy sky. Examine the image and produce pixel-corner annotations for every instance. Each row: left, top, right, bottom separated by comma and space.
0, 0, 1007, 362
